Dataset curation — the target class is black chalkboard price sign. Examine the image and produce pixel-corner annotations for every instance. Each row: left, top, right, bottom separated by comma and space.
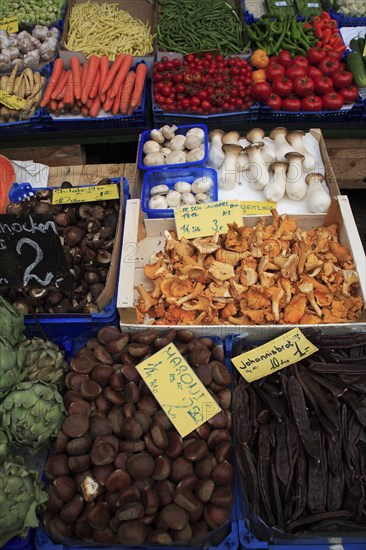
0, 214, 73, 290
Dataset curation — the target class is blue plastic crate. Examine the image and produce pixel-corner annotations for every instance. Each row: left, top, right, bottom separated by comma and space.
39, 62, 147, 132
1, 530, 34, 550
329, 8, 366, 26
258, 98, 364, 123
138, 123, 209, 171
141, 165, 219, 218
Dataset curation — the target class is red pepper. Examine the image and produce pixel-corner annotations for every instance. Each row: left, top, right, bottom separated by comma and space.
316, 40, 323, 47
320, 11, 331, 20
323, 45, 332, 52
304, 22, 312, 30
323, 29, 332, 44
312, 15, 321, 24
335, 45, 347, 53
322, 21, 332, 29
329, 20, 338, 28
313, 23, 323, 39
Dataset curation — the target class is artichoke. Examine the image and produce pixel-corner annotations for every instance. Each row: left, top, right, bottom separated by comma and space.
0, 381, 66, 453
0, 429, 9, 463
0, 337, 26, 399
19, 337, 68, 388
0, 296, 24, 345
0, 457, 47, 546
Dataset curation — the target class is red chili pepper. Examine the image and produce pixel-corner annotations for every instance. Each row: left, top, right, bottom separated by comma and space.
313, 23, 323, 39
323, 45, 332, 52
304, 22, 312, 30
335, 45, 347, 53
323, 29, 332, 44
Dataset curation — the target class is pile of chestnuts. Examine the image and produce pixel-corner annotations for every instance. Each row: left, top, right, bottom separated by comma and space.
44, 327, 233, 545
1, 180, 120, 314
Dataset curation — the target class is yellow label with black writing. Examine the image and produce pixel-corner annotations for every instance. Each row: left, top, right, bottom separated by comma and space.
52, 184, 119, 205
231, 328, 318, 383
241, 200, 276, 216
136, 343, 222, 438
0, 16, 18, 33
174, 200, 243, 240
0, 90, 26, 110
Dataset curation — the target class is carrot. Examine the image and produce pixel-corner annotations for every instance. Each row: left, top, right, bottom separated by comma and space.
109, 54, 133, 99
81, 62, 88, 89
70, 57, 82, 100
99, 92, 106, 103
128, 62, 147, 114
63, 70, 74, 108
58, 99, 65, 114
82, 55, 99, 104
112, 85, 122, 116
49, 99, 58, 112
81, 105, 89, 117
40, 58, 64, 107
56, 71, 69, 101
120, 70, 135, 114
98, 55, 109, 97
86, 97, 93, 109
52, 70, 67, 100
103, 94, 114, 112
90, 96, 101, 118
101, 53, 124, 95
89, 69, 100, 100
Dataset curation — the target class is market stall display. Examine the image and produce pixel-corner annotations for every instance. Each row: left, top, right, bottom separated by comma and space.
0, 0, 66, 28
0, 66, 46, 123
0, 27, 60, 73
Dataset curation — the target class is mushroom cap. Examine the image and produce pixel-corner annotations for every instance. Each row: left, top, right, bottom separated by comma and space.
305, 172, 324, 185
269, 127, 288, 140
208, 129, 225, 142
270, 161, 288, 172
286, 129, 305, 145
242, 142, 264, 153
246, 128, 265, 143
221, 131, 240, 145
285, 151, 305, 161
222, 143, 243, 156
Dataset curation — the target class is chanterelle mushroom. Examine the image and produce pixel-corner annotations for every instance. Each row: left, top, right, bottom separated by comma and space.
209, 261, 235, 281
342, 270, 360, 297
299, 282, 322, 317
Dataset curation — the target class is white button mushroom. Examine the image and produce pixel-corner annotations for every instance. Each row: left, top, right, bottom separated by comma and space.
150, 128, 165, 143
169, 134, 187, 151
143, 152, 165, 166
161, 125, 177, 140
143, 140, 161, 155
161, 147, 172, 157
187, 148, 205, 162
195, 193, 210, 203
166, 190, 182, 207
191, 177, 214, 194
174, 181, 191, 193
181, 192, 196, 205
165, 150, 187, 164
149, 195, 168, 209
150, 185, 170, 196
186, 127, 205, 141
185, 134, 203, 150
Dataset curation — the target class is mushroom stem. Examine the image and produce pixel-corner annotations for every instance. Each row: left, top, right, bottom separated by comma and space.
299, 282, 322, 317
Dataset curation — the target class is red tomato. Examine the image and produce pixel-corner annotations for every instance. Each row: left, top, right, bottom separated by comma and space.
307, 66, 323, 81
293, 55, 309, 70
301, 95, 323, 111
306, 47, 326, 66
172, 58, 181, 67
165, 61, 174, 70
338, 85, 359, 103
319, 56, 340, 76
175, 83, 184, 93
314, 76, 334, 95
190, 96, 201, 107
250, 81, 272, 102
161, 56, 169, 63
161, 85, 171, 97
293, 76, 315, 97
201, 99, 212, 110
186, 54, 195, 63
322, 92, 344, 110
272, 76, 294, 98
181, 98, 190, 108
282, 97, 301, 111
268, 56, 279, 65
172, 74, 183, 83
277, 50, 292, 69
153, 72, 163, 82
326, 50, 343, 60
266, 93, 282, 110
266, 63, 285, 82
332, 70, 353, 89
286, 64, 307, 80
155, 62, 165, 72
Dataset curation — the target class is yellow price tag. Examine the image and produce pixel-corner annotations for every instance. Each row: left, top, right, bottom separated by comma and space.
241, 200, 276, 215
231, 328, 318, 383
0, 16, 18, 33
0, 90, 26, 110
52, 184, 119, 205
174, 200, 243, 240
136, 343, 222, 438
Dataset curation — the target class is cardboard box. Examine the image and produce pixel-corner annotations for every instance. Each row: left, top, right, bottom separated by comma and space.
117, 195, 366, 338
60, 0, 155, 70
133, 128, 340, 215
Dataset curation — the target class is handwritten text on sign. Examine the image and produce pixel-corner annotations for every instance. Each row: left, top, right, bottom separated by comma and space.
175, 200, 243, 240
231, 328, 318, 382
136, 343, 222, 437
0, 90, 26, 110
52, 184, 119, 205
0, 214, 73, 290
0, 16, 18, 33
241, 200, 276, 216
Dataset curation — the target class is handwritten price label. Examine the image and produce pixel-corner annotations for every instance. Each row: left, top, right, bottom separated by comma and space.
136, 343, 222, 438
52, 184, 119, 205
0, 90, 26, 110
231, 328, 318, 382
0, 16, 18, 33
174, 200, 243, 240
241, 200, 276, 216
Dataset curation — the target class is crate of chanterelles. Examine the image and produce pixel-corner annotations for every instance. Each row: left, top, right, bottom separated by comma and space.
117, 195, 366, 338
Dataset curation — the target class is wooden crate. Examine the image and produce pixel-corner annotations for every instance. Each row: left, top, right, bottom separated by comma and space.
325, 138, 366, 189
2, 145, 86, 167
